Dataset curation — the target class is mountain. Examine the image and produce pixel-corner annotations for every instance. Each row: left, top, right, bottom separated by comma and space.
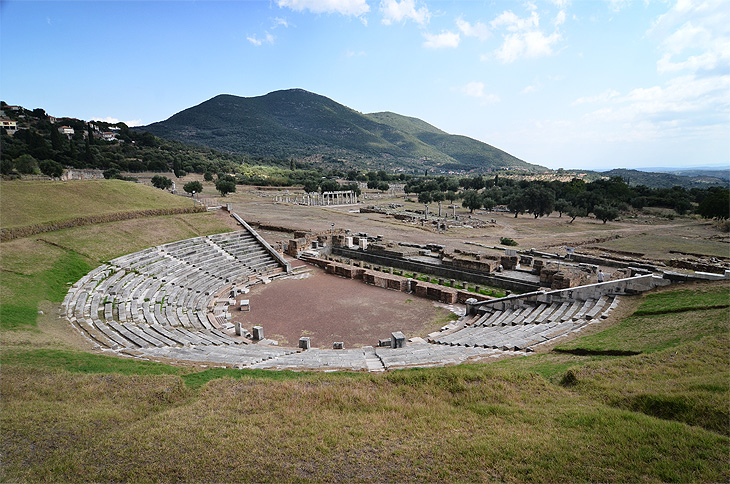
136, 89, 540, 173
599, 168, 729, 189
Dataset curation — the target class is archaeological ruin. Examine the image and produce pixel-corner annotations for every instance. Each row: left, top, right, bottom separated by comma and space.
62, 209, 730, 372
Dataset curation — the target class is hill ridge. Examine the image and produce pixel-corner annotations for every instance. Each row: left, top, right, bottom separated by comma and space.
137, 89, 540, 173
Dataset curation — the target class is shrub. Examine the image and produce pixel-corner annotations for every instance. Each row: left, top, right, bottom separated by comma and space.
500, 237, 518, 246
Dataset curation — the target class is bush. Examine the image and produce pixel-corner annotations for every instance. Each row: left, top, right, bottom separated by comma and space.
500, 237, 518, 246
151, 175, 173, 190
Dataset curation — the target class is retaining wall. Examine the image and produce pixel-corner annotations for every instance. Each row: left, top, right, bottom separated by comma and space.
333, 247, 540, 293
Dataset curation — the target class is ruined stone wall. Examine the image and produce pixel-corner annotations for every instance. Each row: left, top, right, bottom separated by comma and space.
442, 254, 499, 273
410, 279, 458, 304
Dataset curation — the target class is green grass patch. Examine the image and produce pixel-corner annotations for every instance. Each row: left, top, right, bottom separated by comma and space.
0, 247, 93, 330
1, 347, 188, 377
555, 285, 729, 355
43, 250, 93, 302
633, 285, 729, 315
0, 179, 192, 229
0, 304, 39, 331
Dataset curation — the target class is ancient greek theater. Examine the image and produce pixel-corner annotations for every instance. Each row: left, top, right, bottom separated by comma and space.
62, 209, 728, 372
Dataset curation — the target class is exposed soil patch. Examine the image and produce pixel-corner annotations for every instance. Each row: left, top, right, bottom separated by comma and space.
231, 266, 455, 348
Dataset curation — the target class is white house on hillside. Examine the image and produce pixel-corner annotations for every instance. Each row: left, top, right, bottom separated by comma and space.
59, 126, 74, 139
1, 119, 17, 134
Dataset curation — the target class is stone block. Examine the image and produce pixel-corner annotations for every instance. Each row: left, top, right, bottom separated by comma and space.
391, 331, 406, 348
333, 342, 344, 349
500, 255, 519, 270
465, 297, 479, 316
299, 337, 311, 350
252, 325, 264, 341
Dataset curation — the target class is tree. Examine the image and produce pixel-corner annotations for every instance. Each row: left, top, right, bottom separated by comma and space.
525, 185, 555, 218
151, 175, 173, 190
461, 189, 481, 213
593, 205, 619, 224
320, 179, 341, 193
697, 189, 730, 220
418, 191, 433, 205
203, 172, 213, 182
566, 205, 587, 224
554, 198, 571, 217
343, 182, 361, 196
445, 190, 458, 203
84, 136, 94, 164
103, 168, 122, 179
39, 159, 64, 178
215, 179, 236, 196
507, 194, 528, 218
50, 123, 64, 151
482, 197, 496, 211
14, 154, 38, 174
183, 181, 203, 196
303, 179, 320, 194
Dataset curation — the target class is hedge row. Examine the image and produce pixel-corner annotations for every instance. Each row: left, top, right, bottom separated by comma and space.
0, 206, 207, 242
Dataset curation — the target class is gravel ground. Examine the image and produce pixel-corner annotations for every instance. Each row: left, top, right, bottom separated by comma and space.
232, 266, 455, 348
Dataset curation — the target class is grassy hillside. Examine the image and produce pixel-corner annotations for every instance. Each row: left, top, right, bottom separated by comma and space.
368, 111, 543, 172
138, 89, 536, 173
0, 179, 193, 229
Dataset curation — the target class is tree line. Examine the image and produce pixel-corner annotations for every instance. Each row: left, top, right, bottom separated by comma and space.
403, 174, 729, 222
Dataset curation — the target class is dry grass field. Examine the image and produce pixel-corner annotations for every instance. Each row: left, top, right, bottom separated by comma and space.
1, 178, 728, 483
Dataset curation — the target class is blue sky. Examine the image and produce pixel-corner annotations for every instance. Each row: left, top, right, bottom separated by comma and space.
1, 0, 728, 170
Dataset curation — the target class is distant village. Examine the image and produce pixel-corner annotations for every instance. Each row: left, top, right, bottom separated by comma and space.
1, 104, 122, 143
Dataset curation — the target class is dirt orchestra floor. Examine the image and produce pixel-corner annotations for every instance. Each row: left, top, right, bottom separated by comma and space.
231, 266, 455, 348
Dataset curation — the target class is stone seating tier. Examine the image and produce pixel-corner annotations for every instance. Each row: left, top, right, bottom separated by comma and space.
433, 295, 618, 351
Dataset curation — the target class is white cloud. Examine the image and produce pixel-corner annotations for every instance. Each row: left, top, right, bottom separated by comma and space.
577, 74, 730, 142
463, 81, 484, 98
277, 0, 369, 16
606, 0, 630, 13
649, 0, 730, 75
423, 30, 460, 49
554, 10, 566, 27
380, 0, 430, 25
493, 29, 561, 63
489, 8, 562, 63
456, 18, 489, 41
521, 81, 541, 94
456, 81, 500, 104
491, 10, 539, 32
247, 32, 275, 46
273, 17, 290, 28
